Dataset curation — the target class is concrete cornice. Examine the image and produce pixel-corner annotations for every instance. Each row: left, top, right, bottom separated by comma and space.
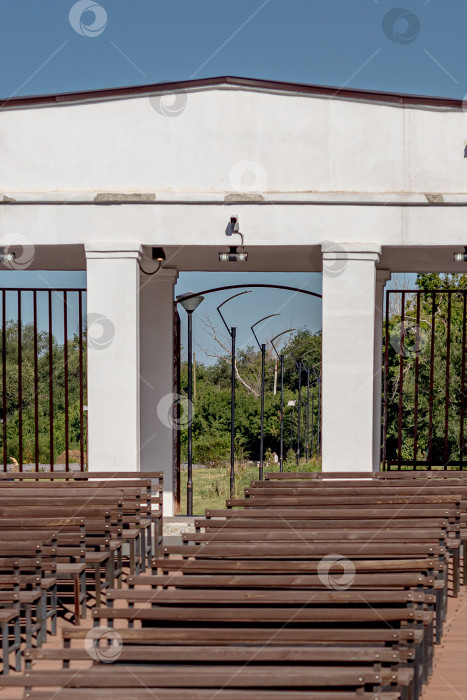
322, 243, 382, 263
3, 193, 467, 205
85, 242, 143, 260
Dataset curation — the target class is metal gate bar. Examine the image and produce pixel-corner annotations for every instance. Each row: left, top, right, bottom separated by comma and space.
0, 288, 87, 472
383, 289, 467, 470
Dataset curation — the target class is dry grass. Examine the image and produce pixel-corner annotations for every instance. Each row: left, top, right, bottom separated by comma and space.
179, 458, 321, 515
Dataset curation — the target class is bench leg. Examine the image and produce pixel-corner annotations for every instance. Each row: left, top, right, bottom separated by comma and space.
14, 615, 21, 671
146, 522, 154, 566
154, 518, 161, 559
140, 528, 146, 573
116, 546, 123, 587
105, 554, 114, 590
2, 620, 8, 675
94, 562, 101, 608
435, 591, 443, 643
40, 590, 47, 643
135, 532, 142, 574
129, 539, 135, 575
453, 548, 460, 597
51, 585, 57, 636
427, 619, 434, 676
25, 604, 33, 649
73, 575, 80, 624
80, 569, 87, 619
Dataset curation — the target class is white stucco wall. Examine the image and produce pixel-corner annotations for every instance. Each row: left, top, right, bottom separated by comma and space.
0, 85, 466, 198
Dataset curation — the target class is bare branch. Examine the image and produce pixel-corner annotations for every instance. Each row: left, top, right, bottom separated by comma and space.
197, 314, 260, 398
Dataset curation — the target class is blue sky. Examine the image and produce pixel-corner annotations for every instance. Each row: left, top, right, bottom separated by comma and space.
1, 1, 466, 99
0, 1, 456, 361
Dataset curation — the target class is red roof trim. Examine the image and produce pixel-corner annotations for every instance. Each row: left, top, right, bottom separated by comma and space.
0, 76, 463, 110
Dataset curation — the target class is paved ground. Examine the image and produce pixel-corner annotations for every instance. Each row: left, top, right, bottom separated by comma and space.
423, 584, 467, 699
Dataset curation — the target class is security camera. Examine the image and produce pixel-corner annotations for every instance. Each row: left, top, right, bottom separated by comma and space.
230, 216, 240, 234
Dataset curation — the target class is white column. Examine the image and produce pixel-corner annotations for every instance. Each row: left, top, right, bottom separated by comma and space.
373, 270, 391, 471
85, 243, 142, 471
321, 243, 382, 472
139, 268, 179, 516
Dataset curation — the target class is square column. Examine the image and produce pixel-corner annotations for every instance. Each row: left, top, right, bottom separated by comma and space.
321, 243, 382, 472
373, 270, 391, 471
85, 243, 142, 471
139, 267, 179, 516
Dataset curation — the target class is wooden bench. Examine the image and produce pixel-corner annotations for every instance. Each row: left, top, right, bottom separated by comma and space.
0, 473, 164, 568
6, 692, 403, 700
19, 646, 415, 700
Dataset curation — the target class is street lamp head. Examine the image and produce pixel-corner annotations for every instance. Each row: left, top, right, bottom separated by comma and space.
177, 292, 204, 313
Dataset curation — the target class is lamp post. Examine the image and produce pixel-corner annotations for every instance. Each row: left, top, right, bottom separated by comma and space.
271, 329, 295, 473
251, 314, 279, 480
287, 349, 314, 466
305, 367, 310, 461
317, 372, 321, 456
176, 292, 204, 516
296, 361, 302, 465
311, 384, 315, 458
287, 400, 296, 454
307, 365, 321, 459
217, 291, 251, 498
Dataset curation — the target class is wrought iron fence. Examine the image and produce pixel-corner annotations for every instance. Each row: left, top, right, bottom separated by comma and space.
383, 289, 467, 469
0, 288, 87, 471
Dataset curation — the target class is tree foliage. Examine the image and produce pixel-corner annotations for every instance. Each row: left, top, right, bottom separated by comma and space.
180, 328, 322, 467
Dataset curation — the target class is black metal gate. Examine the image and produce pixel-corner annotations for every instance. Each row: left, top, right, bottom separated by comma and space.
383, 289, 467, 470
0, 288, 87, 471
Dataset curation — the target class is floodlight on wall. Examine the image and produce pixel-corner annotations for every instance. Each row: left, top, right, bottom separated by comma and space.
219, 246, 248, 263
454, 247, 467, 262
139, 247, 166, 276
152, 247, 166, 261
0, 251, 15, 264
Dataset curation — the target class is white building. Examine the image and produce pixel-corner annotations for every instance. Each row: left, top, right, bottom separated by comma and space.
1, 76, 466, 514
